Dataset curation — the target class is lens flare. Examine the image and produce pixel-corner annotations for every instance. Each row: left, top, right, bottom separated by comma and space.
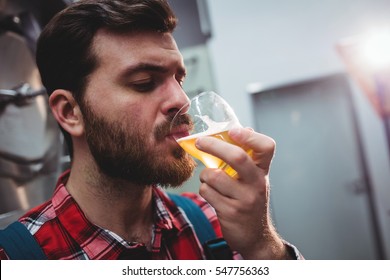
359, 28, 390, 69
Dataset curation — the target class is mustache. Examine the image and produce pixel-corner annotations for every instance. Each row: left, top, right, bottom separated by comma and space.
154, 113, 193, 141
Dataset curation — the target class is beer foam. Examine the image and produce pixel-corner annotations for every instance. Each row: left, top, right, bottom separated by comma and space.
178, 114, 240, 141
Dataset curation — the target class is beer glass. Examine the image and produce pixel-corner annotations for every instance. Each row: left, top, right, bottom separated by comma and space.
170, 91, 252, 178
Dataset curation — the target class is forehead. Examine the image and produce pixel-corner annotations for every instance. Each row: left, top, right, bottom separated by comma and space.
91, 29, 184, 72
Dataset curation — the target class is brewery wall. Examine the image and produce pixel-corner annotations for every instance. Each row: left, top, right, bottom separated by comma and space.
202, 0, 390, 259
0, 0, 67, 228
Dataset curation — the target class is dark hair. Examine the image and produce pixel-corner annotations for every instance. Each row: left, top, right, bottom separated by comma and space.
36, 0, 177, 157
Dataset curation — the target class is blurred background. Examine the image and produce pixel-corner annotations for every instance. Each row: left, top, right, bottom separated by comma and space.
0, 0, 389, 260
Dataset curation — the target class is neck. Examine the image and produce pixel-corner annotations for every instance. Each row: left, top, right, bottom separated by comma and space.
66, 157, 154, 245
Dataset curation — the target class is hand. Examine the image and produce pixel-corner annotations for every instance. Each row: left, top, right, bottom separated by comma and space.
196, 127, 289, 259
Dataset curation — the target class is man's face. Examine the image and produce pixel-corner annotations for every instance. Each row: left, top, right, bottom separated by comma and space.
79, 29, 196, 187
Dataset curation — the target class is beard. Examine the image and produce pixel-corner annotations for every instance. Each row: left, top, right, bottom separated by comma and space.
80, 101, 196, 188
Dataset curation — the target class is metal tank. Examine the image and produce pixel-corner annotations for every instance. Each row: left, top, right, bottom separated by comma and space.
0, 0, 71, 228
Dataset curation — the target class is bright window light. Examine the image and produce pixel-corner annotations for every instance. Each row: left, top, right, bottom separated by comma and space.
359, 28, 390, 70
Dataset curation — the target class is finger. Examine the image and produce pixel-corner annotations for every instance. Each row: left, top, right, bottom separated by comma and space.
199, 167, 240, 199
199, 180, 234, 213
198, 175, 243, 222
229, 127, 276, 171
195, 134, 259, 181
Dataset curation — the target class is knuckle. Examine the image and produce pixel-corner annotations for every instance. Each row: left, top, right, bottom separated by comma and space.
199, 183, 208, 196
231, 149, 249, 165
241, 195, 258, 212
246, 192, 258, 206
229, 198, 253, 217
207, 168, 225, 185
264, 137, 276, 152
227, 204, 241, 218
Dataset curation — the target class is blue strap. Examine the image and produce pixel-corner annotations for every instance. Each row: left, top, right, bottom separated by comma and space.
168, 193, 232, 259
168, 193, 216, 244
0, 221, 47, 260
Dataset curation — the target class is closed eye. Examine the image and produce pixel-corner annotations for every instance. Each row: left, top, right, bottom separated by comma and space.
131, 79, 156, 92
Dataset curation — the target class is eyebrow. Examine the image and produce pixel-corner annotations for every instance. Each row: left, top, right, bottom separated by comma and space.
118, 63, 186, 80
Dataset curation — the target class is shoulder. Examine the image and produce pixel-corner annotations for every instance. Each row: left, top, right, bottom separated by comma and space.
18, 201, 65, 256
0, 200, 55, 260
18, 200, 56, 234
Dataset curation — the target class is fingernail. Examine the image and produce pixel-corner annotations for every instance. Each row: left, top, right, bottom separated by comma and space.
195, 138, 202, 149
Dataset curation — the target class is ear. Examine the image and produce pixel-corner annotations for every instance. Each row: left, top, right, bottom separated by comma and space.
49, 89, 84, 137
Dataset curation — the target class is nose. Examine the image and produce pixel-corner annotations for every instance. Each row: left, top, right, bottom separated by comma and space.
161, 82, 190, 118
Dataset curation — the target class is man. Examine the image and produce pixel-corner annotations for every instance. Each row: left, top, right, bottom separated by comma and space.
0, 0, 302, 259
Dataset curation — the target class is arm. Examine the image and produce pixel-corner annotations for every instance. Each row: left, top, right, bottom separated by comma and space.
196, 127, 296, 259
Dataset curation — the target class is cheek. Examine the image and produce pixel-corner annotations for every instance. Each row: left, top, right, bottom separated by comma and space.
125, 109, 157, 142
105, 95, 161, 140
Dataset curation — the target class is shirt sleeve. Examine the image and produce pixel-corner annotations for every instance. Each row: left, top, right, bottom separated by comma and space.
284, 240, 305, 260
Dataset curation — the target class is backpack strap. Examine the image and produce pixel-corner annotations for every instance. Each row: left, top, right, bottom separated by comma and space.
0, 221, 47, 260
168, 193, 233, 260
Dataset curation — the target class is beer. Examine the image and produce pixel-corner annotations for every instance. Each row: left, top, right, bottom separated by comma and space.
177, 130, 252, 178
171, 91, 251, 178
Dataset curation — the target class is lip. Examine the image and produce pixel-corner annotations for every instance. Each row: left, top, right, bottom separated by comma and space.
168, 125, 190, 140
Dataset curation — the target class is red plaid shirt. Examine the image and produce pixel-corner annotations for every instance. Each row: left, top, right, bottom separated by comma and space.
0, 171, 302, 260
0, 170, 226, 260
